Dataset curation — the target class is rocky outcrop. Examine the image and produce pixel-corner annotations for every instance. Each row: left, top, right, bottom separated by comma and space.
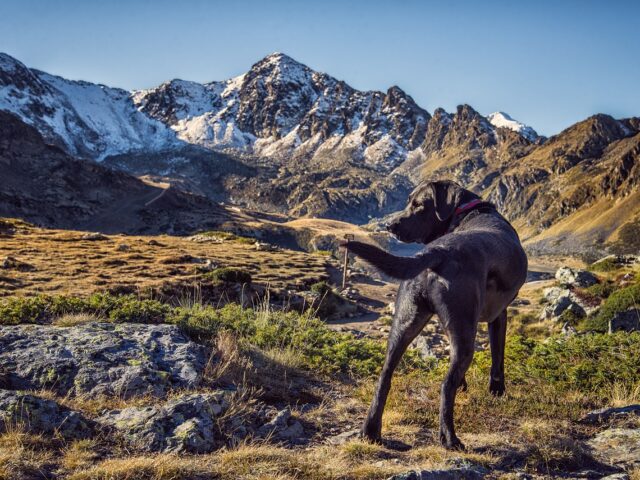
0, 389, 92, 439
0, 322, 207, 397
555, 267, 598, 288
97, 392, 230, 453
539, 287, 587, 320
587, 428, 640, 469
581, 405, 640, 424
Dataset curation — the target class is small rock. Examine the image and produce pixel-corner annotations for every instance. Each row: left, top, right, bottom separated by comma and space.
0, 389, 91, 439
1, 256, 16, 269
116, 244, 130, 252
326, 429, 361, 445
387, 302, 396, 315
555, 266, 598, 287
254, 241, 277, 252
148, 239, 161, 246
609, 309, 640, 333
581, 404, 640, 424
561, 322, 577, 336
188, 234, 223, 243
81, 232, 109, 241
411, 336, 436, 359
195, 259, 218, 272
387, 466, 486, 480
257, 407, 305, 443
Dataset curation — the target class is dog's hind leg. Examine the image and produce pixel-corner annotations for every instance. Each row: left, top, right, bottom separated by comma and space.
439, 317, 477, 451
362, 286, 430, 443
488, 309, 507, 396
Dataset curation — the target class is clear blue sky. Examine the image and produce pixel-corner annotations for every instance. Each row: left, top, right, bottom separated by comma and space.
1, 0, 638, 136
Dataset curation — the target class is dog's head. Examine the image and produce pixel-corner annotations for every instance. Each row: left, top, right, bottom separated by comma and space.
385, 180, 480, 244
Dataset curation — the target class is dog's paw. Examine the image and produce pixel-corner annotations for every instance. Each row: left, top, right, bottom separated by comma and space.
441, 436, 466, 451
489, 378, 505, 396
361, 424, 382, 444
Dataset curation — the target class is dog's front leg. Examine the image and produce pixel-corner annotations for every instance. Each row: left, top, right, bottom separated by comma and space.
362, 290, 429, 443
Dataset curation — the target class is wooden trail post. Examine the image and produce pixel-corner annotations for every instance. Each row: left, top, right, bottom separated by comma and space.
342, 234, 354, 289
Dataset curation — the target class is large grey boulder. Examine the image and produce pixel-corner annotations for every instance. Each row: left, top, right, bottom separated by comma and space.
555, 266, 598, 287
609, 309, 640, 333
97, 391, 230, 453
587, 428, 640, 468
0, 389, 91, 438
0, 323, 207, 398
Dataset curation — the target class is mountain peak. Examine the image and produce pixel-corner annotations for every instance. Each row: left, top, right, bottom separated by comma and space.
0, 52, 29, 74
487, 111, 539, 142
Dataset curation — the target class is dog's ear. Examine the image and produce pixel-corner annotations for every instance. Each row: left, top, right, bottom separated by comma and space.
429, 181, 460, 222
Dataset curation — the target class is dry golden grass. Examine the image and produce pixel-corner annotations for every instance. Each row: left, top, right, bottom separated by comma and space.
0, 224, 329, 298
609, 380, 640, 408
54, 312, 105, 327
0, 427, 55, 480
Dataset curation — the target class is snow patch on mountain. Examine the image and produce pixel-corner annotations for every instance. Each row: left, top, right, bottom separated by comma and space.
487, 111, 538, 142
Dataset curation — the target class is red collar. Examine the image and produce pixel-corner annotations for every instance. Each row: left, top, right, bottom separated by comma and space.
455, 199, 483, 216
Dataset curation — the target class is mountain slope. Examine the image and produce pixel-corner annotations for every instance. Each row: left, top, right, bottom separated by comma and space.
0, 110, 233, 234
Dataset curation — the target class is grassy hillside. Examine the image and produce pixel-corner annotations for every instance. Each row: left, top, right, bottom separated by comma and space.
1, 220, 640, 479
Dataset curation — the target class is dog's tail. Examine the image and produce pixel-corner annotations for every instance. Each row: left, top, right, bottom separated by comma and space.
345, 241, 442, 280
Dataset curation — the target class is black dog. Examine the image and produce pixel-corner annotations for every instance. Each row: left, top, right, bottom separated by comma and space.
344, 180, 527, 450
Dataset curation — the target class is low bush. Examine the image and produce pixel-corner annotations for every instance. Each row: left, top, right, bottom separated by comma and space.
0, 296, 51, 324
581, 281, 616, 300
473, 333, 640, 396
589, 257, 619, 272
0, 293, 169, 325
205, 267, 252, 285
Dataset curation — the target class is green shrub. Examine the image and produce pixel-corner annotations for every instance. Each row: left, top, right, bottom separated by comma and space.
310, 281, 331, 296
577, 315, 608, 333
167, 303, 256, 342
582, 281, 616, 300
589, 257, 619, 272
0, 296, 51, 324
473, 333, 640, 397
106, 296, 170, 323
205, 267, 252, 285
557, 309, 582, 326
525, 332, 640, 393
594, 282, 640, 326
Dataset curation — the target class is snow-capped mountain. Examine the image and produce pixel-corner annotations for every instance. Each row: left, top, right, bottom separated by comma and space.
0, 51, 539, 169
133, 53, 431, 170
487, 111, 539, 142
0, 53, 177, 159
